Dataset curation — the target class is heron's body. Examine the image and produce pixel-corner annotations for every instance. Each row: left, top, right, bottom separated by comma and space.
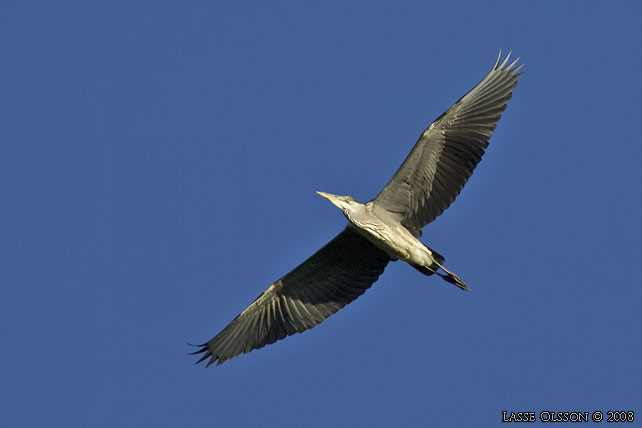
344, 201, 423, 262
350, 215, 429, 265
319, 194, 466, 289
193, 52, 523, 366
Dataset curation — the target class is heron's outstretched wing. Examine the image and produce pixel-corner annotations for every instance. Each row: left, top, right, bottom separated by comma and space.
374, 52, 523, 235
193, 227, 390, 367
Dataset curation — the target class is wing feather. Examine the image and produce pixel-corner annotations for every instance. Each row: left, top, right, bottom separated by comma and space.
374, 52, 523, 232
193, 227, 389, 366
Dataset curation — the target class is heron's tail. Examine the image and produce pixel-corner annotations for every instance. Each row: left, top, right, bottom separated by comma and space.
410, 247, 470, 291
409, 262, 437, 276
409, 245, 444, 277
427, 246, 445, 265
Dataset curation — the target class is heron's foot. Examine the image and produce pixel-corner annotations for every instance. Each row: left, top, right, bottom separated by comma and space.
432, 260, 469, 291
436, 271, 469, 291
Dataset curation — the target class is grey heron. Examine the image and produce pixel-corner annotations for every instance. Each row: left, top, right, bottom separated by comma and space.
193, 52, 522, 366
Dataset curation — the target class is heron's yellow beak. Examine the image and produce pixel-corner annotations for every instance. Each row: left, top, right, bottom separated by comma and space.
316, 191, 342, 208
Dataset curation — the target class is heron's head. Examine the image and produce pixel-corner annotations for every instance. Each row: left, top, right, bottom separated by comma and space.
316, 191, 362, 217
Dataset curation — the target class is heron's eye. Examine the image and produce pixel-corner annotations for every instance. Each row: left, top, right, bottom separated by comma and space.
345, 197, 352, 203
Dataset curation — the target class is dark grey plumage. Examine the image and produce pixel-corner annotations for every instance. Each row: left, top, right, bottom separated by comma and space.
375, 53, 523, 236
193, 52, 522, 367
193, 227, 389, 366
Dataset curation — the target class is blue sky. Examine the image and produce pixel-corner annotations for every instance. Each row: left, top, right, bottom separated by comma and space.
2, 1, 641, 426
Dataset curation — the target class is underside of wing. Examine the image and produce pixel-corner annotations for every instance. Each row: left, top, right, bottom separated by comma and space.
374, 52, 523, 234
193, 226, 390, 367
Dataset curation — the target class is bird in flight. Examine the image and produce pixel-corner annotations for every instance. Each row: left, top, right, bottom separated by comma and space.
193, 52, 523, 367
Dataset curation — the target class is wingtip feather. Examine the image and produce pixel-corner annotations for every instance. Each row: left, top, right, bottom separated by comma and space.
499, 51, 511, 69
493, 50, 502, 68
513, 63, 525, 75
507, 57, 521, 71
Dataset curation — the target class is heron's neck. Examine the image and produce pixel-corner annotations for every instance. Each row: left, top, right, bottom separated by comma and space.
343, 204, 369, 228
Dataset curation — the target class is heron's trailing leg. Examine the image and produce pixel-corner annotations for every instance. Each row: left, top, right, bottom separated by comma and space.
436, 272, 469, 291
433, 261, 469, 291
